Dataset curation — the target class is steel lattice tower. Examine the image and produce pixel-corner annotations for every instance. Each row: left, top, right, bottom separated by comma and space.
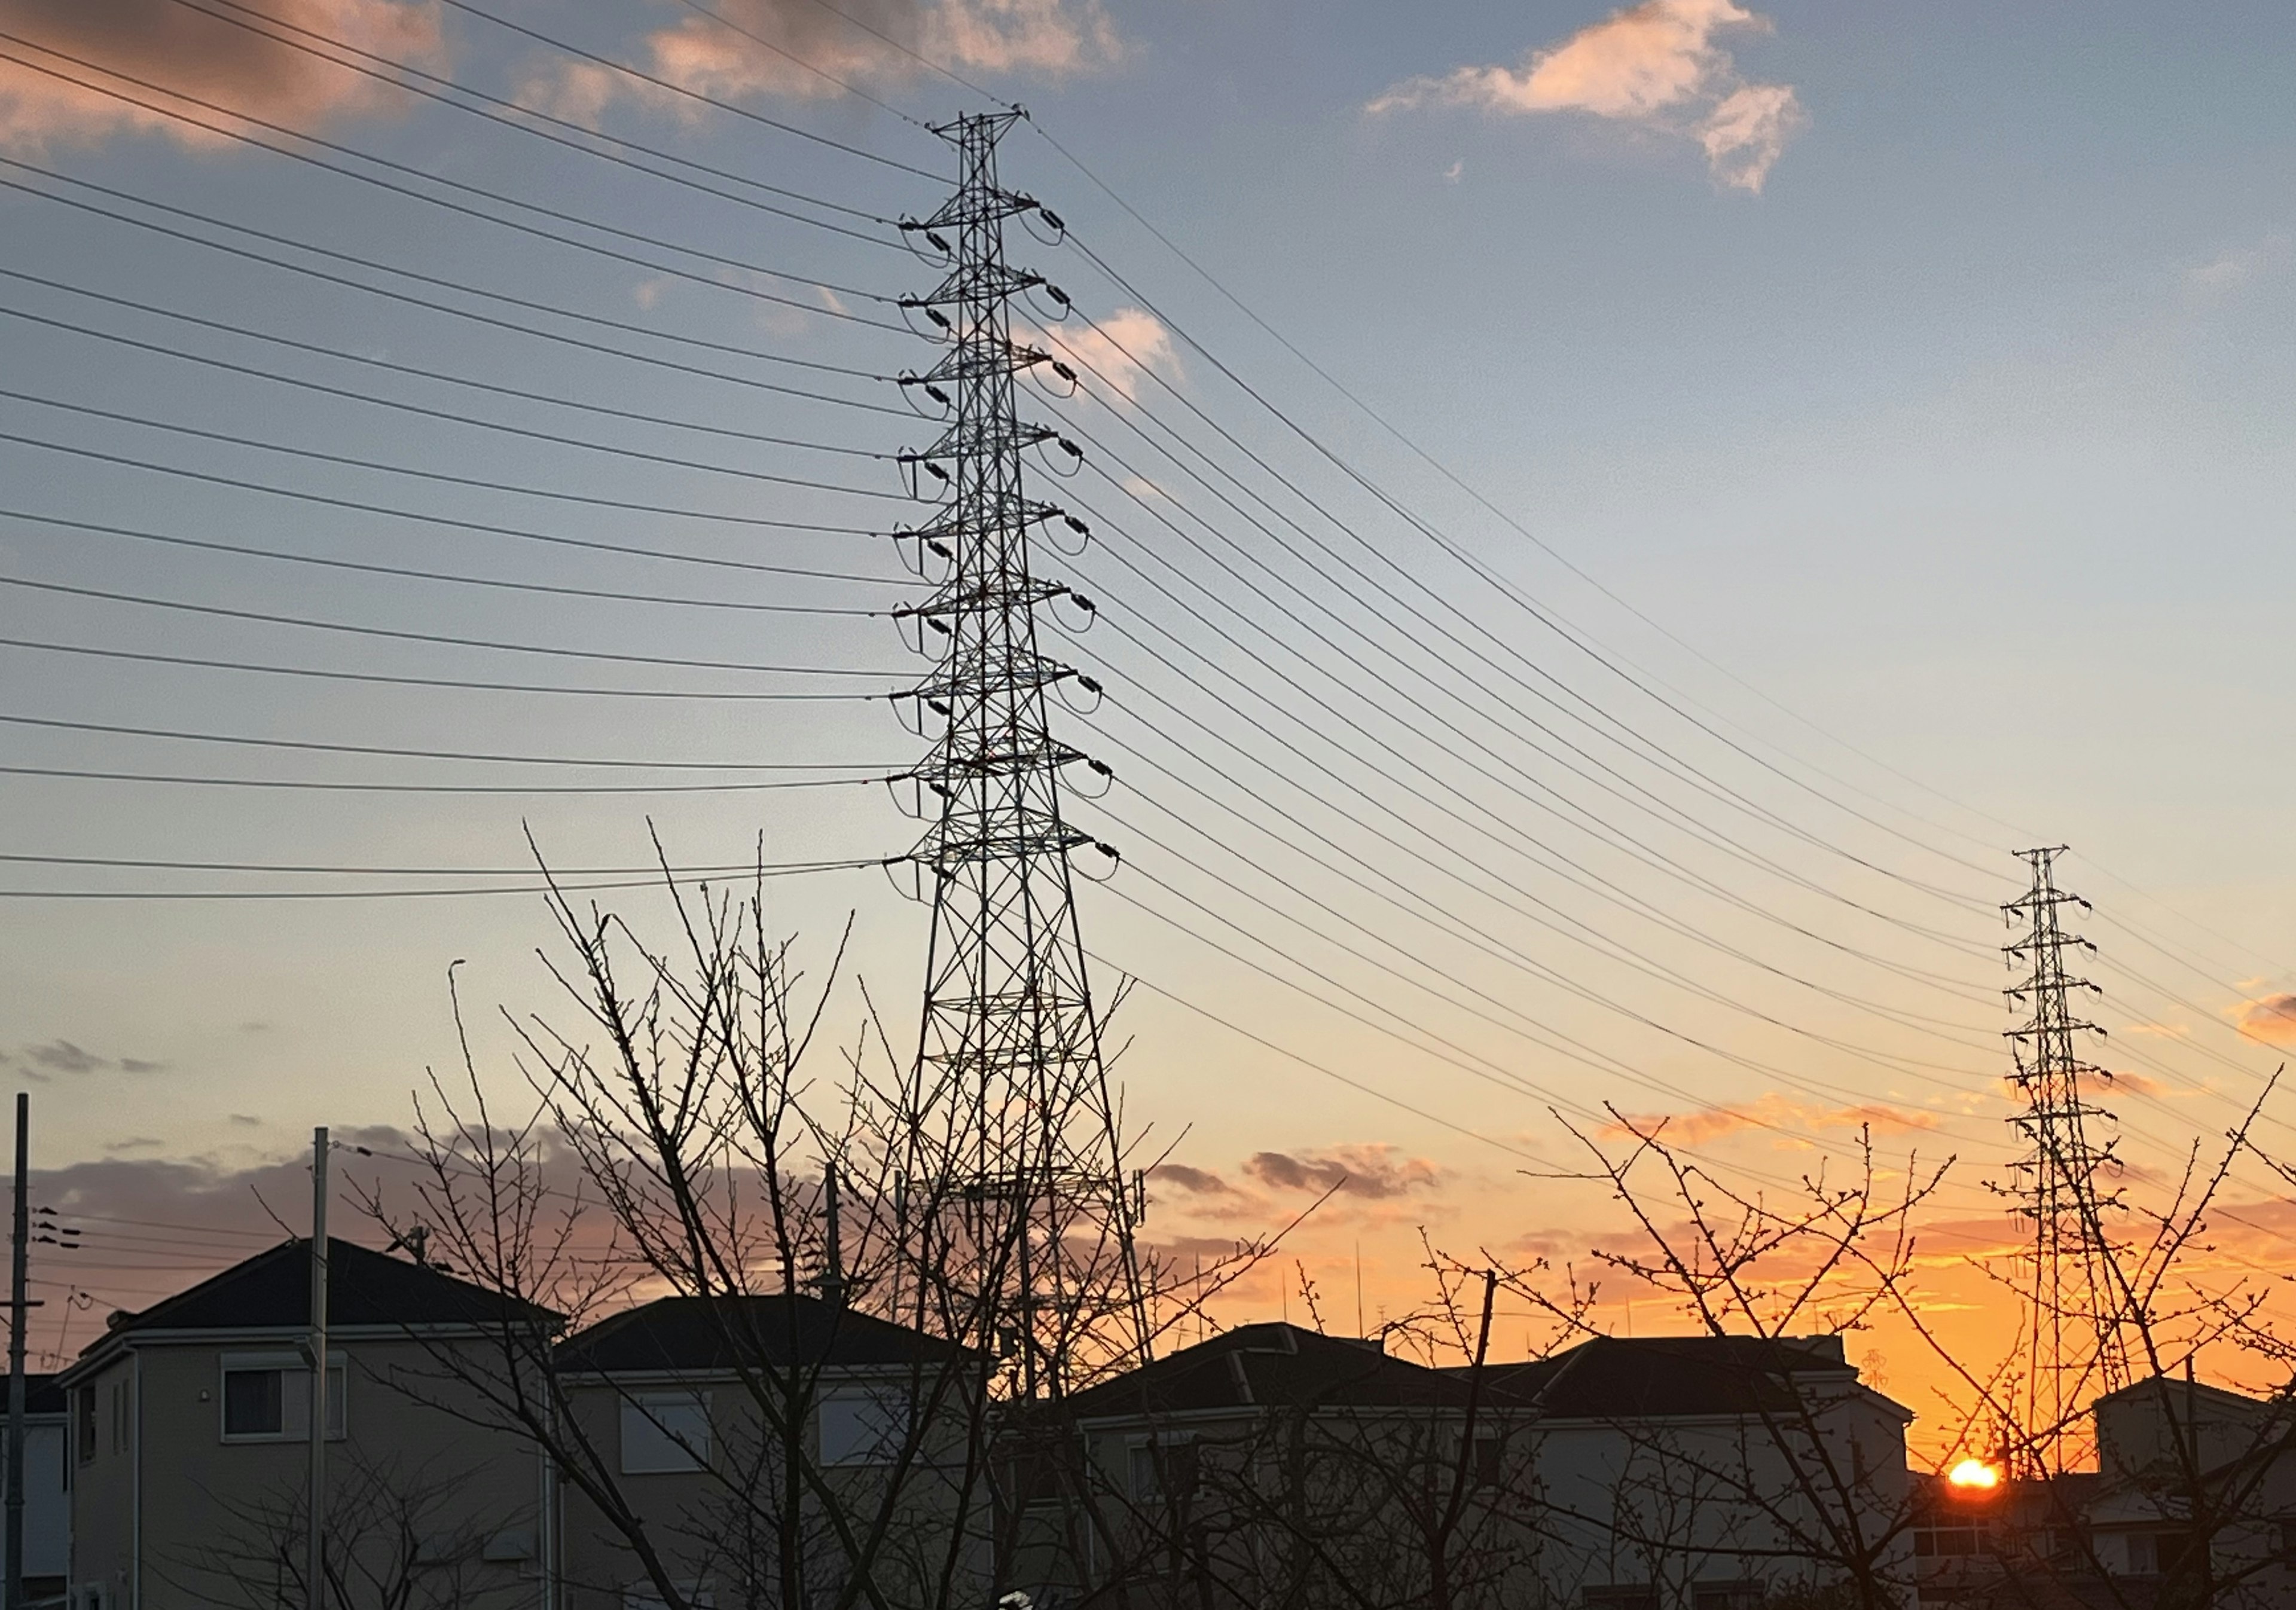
2001, 846, 2126, 1474
893, 111, 1141, 1394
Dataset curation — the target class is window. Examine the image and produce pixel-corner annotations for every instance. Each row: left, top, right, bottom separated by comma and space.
1471, 1430, 1504, 1488
1128, 1439, 1198, 1501
108, 1382, 129, 1455
1583, 1587, 1656, 1610
74, 1388, 94, 1465
621, 1393, 710, 1475
219, 1356, 344, 1442
818, 1389, 908, 1468
1693, 1584, 1763, 1610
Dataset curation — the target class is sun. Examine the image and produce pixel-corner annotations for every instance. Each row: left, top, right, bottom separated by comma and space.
1947, 1458, 2001, 1491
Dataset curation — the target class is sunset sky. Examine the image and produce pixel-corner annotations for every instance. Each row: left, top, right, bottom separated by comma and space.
3, 0, 2294, 1457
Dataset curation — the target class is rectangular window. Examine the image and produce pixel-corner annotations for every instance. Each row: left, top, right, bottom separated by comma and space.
818, 1390, 908, 1467
621, 1393, 710, 1475
1128, 1439, 1198, 1500
108, 1382, 129, 1454
219, 1358, 344, 1442
223, 1369, 283, 1437
75, 1388, 94, 1465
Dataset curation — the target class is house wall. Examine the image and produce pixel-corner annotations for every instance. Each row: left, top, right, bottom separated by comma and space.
1073, 1388, 1915, 1610
68, 1354, 136, 1610
1528, 1393, 1913, 1606
19, 1415, 69, 1582
555, 1367, 988, 1610
72, 1333, 545, 1610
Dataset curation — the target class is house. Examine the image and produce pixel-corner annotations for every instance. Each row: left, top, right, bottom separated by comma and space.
1058, 1324, 1916, 1610
549, 1293, 987, 1610
5, 1372, 69, 1605
57, 1237, 557, 1610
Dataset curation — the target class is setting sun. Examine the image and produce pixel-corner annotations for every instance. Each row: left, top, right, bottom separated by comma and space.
1947, 1459, 2002, 1492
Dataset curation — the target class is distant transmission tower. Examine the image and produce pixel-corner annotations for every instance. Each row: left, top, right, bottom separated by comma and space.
2001, 846, 2126, 1474
891, 110, 1144, 1395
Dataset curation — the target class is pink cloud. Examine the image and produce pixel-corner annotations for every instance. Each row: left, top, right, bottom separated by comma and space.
1602, 1092, 1940, 1147
0, 0, 444, 153
1040, 307, 1181, 402
527, 0, 1118, 121
1367, 0, 1805, 194
2236, 993, 2296, 1046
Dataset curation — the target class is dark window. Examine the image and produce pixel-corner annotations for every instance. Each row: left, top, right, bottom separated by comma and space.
1473, 1431, 1504, 1487
223, 1369, 285, 1437
1693, 1584, 1763, 1610
74, 1389, 94, 1465
1584, 1587, 1656, 1610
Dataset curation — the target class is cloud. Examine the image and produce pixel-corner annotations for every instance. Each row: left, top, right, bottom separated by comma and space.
526, 0, 1116, 123
1040, 307, 1181, 402
1150, 1163, 1234, 1196
0, 0, 446, 154
2236, 993, 2296, 1046
25, 1040, 105, 1076
1367, 0, 1805, 193
1243, 1144, 1442, 1200
2185, 235, 2289, 297
1443, 158, 1465, 184
1602, 1092, 1940, 1147
229, 1113, 265, 1128
117, 1057, 169, 1076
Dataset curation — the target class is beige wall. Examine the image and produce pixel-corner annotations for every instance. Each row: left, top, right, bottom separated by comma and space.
71, 1330, 546, 1610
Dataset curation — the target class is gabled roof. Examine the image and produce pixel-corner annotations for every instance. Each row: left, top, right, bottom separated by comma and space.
66, 1238, 555, 1373
1467, 1334, 1879, 1420
1064, 1326, 1895, 1425
1064, 1323, 1477, 1419
555, 1294, 976, 1376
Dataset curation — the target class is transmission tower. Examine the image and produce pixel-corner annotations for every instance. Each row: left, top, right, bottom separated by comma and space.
891, 110, 1144, 1396
2001, 846, 2126, 1474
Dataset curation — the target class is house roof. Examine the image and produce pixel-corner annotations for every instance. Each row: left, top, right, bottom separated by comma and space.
555, 1294, 975, 1376
65, 1238, 555, 1373
1064, 1323, 1482, 1419
1065, 1326, 1892, 1425
1467, 1334, 1877, 1420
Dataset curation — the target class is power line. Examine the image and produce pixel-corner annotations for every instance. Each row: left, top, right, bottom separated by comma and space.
433, 0, 941, 178
0, 392, 911, 516
0, 637, 890, 703
0, 574, 906, 677
0, 162, 891, 386
5, 511, 899, 615
0, 713, 903, 773
0, 766, 887, 797
173, 0, 917, 228
0, 34, 916, 299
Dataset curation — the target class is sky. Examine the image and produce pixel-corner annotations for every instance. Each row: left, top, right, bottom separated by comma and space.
2, 0, 2295, 1455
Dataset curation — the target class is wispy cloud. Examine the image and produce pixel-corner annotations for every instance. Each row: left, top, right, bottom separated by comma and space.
2184, 234, 2289, 297
2236, 992, 2296, 1046
526, 0, 1118, 124
1366, 0, 1805, 194
1040, 307, 1181, 402
1244, 1144, 1443, 1201
0, 0, 445, 154
1602, 1091, 1940, 1147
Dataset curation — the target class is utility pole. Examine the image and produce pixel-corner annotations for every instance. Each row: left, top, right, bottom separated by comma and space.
820, 1161, 846, 1310
2001, 848, 2124, 1475
308, 1127, 328, 1610
6, 1093, 26, 1610
893, 110, 1146, 1394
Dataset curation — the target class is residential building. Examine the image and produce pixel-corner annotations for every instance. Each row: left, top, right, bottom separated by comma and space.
58, 1237, 556, 1610
550, 1293, 986, 1610
6, 1372, 69, 1605
1059, 1324, 1915, 1610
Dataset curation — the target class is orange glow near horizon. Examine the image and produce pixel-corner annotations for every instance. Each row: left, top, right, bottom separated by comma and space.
1947, 1459, 2002, 1492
